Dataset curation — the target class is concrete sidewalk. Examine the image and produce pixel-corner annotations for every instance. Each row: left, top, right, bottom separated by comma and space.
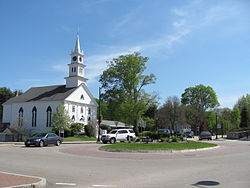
0, 171, 46, 188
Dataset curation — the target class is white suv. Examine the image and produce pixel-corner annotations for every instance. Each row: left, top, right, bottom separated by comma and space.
101, 129, 136, 144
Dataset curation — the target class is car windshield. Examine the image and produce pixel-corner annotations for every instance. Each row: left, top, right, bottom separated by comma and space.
109, 130, 117, 134
33, 133, 47, 138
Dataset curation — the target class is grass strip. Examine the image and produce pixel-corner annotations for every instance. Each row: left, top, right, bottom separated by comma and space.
100, 142, 217, 151
63, 136, 96, 142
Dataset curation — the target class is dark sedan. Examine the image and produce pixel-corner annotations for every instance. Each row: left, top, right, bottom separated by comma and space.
199, 131, 212, 141
25, 133, 62, 147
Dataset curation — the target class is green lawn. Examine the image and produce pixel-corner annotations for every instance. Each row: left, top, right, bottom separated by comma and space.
63, 136, 96, 142
100, 142, 217, 151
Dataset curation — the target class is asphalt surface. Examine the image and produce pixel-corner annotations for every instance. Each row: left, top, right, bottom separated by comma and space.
0, 140, 249, 188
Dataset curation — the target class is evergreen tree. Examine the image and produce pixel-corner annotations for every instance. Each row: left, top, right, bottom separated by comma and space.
240, 107, 248, 127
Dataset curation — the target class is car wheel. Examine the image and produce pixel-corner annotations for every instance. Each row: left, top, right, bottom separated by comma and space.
39, 141, 44, 147
110, 138, 116, 144
56, 140, 61, 146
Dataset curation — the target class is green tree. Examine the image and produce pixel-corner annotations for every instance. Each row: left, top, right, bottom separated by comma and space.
235, 95, 250, 127
181, 84, 219, 133
157, 96, 184, 131
220, 108, 232, 133
240, 107, 248, 127
206, 111, 216, 131
99, 52, 156, 134
52, 104, 72, 132
0, 87, 14, 121
0, 87, 23, 121
231, 107, 241, 129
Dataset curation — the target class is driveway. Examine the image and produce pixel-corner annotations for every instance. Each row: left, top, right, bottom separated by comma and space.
0, 140, 249, 188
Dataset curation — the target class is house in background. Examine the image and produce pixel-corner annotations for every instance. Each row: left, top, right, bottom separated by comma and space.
2, 35, 98, 135
174, 122, 191, 134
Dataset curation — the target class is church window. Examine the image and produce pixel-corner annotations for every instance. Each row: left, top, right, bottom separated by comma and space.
80, 94, 84, 100
32, 106, 37, 127
72, 67, 74, 72
88, 117, 91, 121
80, 115, 85, 121
46, 106, 52, 127
88, 108, 91, 115
79, 68, 82, 74
81, 107, 83, 113
74, 67, 76, 72
72, 106, 75, 112
72, 115, 75, 121
18, 107, 23, 127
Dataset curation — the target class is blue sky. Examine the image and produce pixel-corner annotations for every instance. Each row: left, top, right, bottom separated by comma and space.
0, 0, 249, 108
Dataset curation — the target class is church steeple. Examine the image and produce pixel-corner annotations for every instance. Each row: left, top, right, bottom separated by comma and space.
65, 34, 88, 88
74, 34, 82, 54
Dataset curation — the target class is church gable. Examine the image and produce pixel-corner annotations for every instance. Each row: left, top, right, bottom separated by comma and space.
65, 84, 98, 106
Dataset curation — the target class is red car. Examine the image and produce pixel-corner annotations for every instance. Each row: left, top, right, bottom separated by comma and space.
199, 131, 212, 140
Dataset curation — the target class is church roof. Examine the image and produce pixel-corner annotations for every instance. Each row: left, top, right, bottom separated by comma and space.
3, 85, 77, 105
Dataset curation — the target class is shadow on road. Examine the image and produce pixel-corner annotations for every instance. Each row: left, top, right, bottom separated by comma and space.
192, 180, 220, 187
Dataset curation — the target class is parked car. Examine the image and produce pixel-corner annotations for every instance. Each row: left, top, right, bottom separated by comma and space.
25, 133, 62, 147
184, 131, 194, 138
199, 131, 212, 140
158, 129, 173, 134
101, 129, 136, 144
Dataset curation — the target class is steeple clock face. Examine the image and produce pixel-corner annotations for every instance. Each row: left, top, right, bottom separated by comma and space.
72, 56, 77, 61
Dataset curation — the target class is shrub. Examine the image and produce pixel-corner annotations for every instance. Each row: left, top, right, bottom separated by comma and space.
135, 136, 143, 142
178, 135, 184, 141
84, 124, 95, 137
170, 135, 179, 142
70, 123, 84, 136
159, 137, 165, 142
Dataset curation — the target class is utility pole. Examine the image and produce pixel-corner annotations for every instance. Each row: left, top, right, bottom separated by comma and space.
215, 112, 218, 139
97, 87, 101, 142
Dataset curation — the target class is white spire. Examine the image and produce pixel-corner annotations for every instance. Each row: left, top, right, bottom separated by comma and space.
74, 33, 81, 54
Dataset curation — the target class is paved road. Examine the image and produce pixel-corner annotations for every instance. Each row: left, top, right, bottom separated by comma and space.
0, 140, 249, 188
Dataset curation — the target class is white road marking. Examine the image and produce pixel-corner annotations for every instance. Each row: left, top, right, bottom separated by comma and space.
55, 183, 76, 186
92, 185, 117, 187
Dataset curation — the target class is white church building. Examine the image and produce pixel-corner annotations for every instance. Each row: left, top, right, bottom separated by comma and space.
2, 35, 98, 134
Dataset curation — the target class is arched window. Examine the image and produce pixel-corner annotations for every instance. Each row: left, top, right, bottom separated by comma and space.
80, 107, 83, 113
72, 115, 75, 122
80, 94, 84, 100
88, 108, 91, 115
80, 115, 85, 121
46, 106, 52, 127
32, 106, 37, 127
18, 107, 23, 126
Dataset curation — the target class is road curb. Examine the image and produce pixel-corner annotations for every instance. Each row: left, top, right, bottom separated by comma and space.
99, 145, 220, 153
0, 171, 46, 188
